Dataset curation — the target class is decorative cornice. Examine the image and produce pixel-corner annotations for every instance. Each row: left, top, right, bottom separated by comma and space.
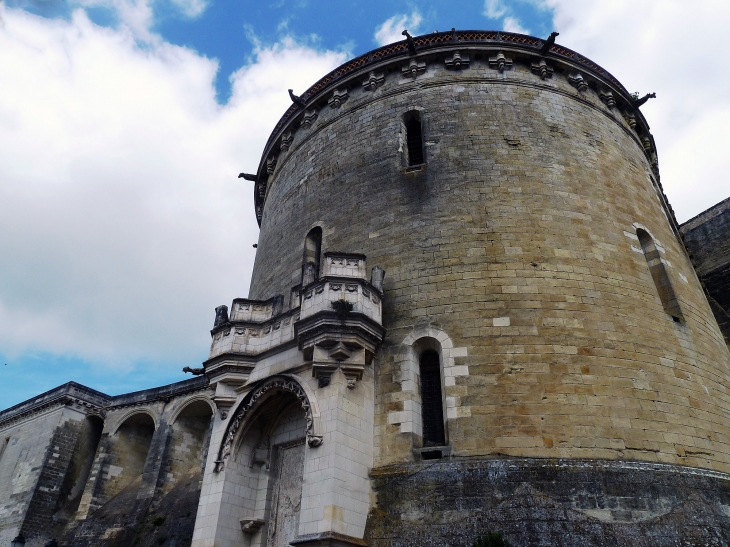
252, 29, 655, 227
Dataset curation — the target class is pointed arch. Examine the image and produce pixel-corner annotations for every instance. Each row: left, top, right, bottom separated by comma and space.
215, 375, 321, 471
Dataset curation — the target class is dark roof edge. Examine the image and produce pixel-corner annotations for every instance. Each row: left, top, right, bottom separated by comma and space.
679, 196, 730, 232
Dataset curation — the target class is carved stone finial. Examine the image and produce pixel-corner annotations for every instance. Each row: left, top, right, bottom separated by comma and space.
540, 31, 559, 54
288, 88, 306, 108
530, 58, 553, 80
445, 51, 470, 70
401, 59, 426, 79
488, 51, 513, 73
328, 89, 349, 109
569, 72, 588, 92
402, 29, 417, 56
632, 92, 656, 108
362, 71, 385, 91
371, 266, 385, 292
214, 305, 229, 327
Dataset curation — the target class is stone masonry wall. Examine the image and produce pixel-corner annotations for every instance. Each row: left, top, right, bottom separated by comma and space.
248, 52, 730, 473
681, 196, 730, 343
0, 382, 109, 547
365, 458, 730, 547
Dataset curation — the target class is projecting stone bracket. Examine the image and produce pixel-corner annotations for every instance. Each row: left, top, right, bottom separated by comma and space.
240, 518, 265, 534
402, 59, 426, 79
488, 51, 512, 72
311, 339, 368, 389
531, 58, 553, 79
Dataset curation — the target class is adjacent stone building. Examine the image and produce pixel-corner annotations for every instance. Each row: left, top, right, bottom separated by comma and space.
2, 29, 730, 547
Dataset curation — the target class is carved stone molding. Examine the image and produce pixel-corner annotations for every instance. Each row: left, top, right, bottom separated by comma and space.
488, 51, 512, 73
530, 58, 553, 80
444, 51, 469, 70
599, 89, 616, 109
280, 131, 293, 152
215, 376, 321, 472
401, 59, 426, 79
362, 71, 385, 91
569, 72, 588, 92
301, 109, 318, 129
328, 89, 349, 109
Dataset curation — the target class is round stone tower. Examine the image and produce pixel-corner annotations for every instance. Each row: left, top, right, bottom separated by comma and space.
201, 31, 730, 547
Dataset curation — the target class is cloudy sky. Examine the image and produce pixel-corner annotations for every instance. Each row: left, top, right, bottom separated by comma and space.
1, 0, 728, 409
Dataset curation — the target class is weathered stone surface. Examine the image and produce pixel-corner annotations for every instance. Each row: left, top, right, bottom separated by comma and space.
366, 458, 730, 546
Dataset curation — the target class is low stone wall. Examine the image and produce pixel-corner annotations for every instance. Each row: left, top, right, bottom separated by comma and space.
366, 457, 730, 547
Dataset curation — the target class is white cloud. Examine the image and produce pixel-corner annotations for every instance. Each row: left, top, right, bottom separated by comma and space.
537, 0, 730, 221
483, 0, 530, 35
169, 0, 207, 18
484, 0, 508, 19
502, 16, 529, 34
374, 11, 423, 46
0, 6, 346, 375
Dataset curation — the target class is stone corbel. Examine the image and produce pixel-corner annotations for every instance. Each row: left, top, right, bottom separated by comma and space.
328, 89, 349, 109
569, 72, 588, 92
488, 51, 512, 73
240, 518, 265, 534
301, 109, 318, 129
280, 131, 293, 152
312, 362, 339, 388
623, 111, 637, 129
340, 364, 365, 389
362, 71, 385, 91
401, 59, 426, 79
530, 58, 553, 80
599, 89, 616, 109
444, 51, 469, 70
266, 155, 277, 175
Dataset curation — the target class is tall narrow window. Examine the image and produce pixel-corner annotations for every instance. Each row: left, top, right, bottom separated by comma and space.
302, 227, 322, 285
636, 229, 683, 321
419, 350, 445, 446
404, 111, 424, 166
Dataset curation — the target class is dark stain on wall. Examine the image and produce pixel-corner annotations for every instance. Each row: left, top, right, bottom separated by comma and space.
366, 458, 730, 547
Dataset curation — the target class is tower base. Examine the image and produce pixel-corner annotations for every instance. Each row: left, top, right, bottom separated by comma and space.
366, 458, 730, 547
